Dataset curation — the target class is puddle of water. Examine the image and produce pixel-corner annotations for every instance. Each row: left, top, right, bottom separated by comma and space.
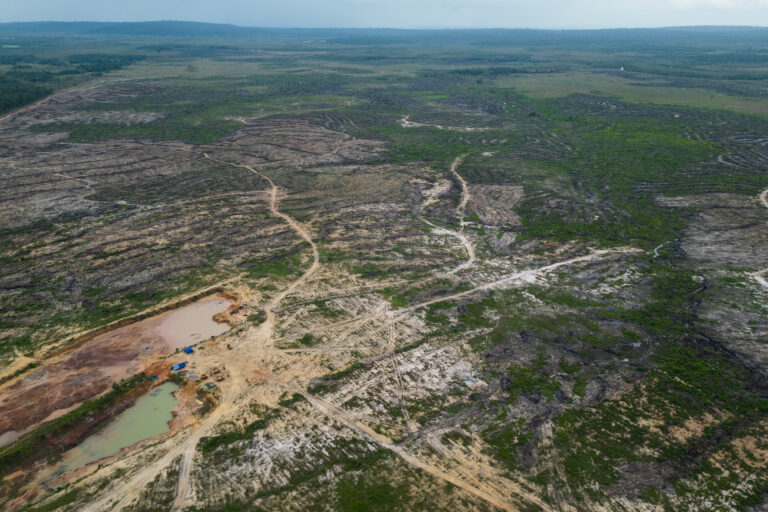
59, 382, 179, 473
157, 297, 232, 351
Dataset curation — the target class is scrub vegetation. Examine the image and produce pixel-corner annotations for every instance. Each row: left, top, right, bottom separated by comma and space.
1, 21, 767, 512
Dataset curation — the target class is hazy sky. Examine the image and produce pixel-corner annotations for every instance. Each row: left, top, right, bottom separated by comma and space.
4, 0, 768, 29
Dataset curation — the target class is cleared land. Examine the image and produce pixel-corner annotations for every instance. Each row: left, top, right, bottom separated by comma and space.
0, 23, 767, 512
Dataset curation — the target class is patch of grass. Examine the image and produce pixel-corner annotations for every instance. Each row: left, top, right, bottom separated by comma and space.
198, 408, 281, 454
572, 376, 588, 398
240, 250, 304, 279
297, 333, 318, 346
336, 475, 409, 512
311, 299, 344, 319
424, 302, 452, 325
278, 393, 307, 409
501, 71, 768, 117
31, 118, 241, 145
307, 362, 370, 394
506, 364, 560, 402
27, 488, 81, 512
483, 418, 531, 470
0, 361, 40, 386
248, 309, 267, 325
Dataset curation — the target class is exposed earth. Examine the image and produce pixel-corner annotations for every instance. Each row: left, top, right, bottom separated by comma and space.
0, 23, 767, 512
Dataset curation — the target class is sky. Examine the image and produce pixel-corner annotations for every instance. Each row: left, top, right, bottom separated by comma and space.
3, 0, 768, 29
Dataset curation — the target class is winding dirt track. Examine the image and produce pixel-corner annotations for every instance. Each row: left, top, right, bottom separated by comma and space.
405, 248, 640, 314
202, 153, 320, 307
170, 154, 320, 511
754, 271, 768, 291
452, 156, 470, 214
420, 156, 475, 274
717, 154, 740, 168
80, 153, 321, 512
448, 156, 476, 273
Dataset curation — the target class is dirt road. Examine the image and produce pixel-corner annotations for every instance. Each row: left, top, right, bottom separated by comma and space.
203, 152, 320, 308
754, 270, 768, 291
300, 391, 544, 512
419, 156, 475, 274
276, 247, 641, 367
398, 115, 489, 132
79, 154, 321, 512
421, 220, 475, 274
451, 156, 470, 214
448, 156, 475, 273
717, 154, 740, 168
167, 155, 321, 511
406, 248, 640, 314
536, 420, 576, 512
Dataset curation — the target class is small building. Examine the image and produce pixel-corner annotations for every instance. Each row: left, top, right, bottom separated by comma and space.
184, 347, 194, 355
171, 362, 187, 371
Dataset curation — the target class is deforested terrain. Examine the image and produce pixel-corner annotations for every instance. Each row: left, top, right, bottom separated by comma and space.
0, 22, 767, 512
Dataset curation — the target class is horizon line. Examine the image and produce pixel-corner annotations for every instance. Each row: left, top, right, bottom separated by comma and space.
1, 20, 767, 31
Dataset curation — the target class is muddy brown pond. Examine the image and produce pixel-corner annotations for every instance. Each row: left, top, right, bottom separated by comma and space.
0, 295, 233, 448
157, 297, 232, 350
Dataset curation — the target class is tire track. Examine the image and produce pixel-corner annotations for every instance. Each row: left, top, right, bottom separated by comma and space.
274, 248, 641, 349
419, 155, 474, 275
385, 312, 415, 432
300, 391, 546, 512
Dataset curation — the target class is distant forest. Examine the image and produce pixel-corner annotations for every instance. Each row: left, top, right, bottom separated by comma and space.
1, 21, 768, 115
0, 53, 143, 115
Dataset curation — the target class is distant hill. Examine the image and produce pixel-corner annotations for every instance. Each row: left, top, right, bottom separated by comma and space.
0, 21, 273, 37
0, 21, 766, 46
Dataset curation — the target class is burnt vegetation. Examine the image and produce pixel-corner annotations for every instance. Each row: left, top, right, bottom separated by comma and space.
0, 22, 768, 512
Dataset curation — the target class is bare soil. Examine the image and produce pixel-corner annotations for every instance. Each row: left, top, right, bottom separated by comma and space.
0, 294, 233, 443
